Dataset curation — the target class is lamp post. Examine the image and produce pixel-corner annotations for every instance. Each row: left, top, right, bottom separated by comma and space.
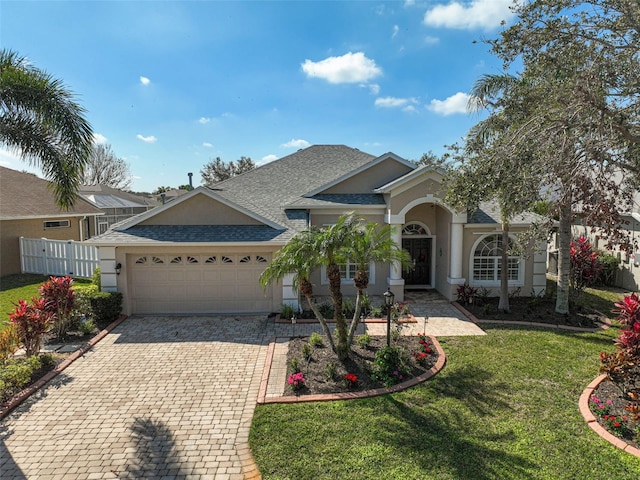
383, 288, 395, 347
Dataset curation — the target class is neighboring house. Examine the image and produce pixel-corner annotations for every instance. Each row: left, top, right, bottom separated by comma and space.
78, 184, 156, 235
86, 145, 547, 315
0, 166, 103, 277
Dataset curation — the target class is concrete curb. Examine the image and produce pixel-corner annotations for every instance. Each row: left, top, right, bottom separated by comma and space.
452, 302, 612, 332
0, 314, 128, 420
257, 336, 446, 404
579, 374, 640, 457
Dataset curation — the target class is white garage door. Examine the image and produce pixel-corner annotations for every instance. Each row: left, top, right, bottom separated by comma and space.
130, 253, 273, 314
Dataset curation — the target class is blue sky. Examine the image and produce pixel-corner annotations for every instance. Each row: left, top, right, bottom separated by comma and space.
1, 0, 517, 193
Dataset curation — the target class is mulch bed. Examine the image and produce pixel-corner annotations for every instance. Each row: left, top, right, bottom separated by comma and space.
589, 378, 640, 450
283, 334, 437, 396
462, 296, 602, 328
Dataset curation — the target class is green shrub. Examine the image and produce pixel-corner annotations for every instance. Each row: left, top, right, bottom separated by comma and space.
356, 333, 372, 349
369, 306, 383, 318
280, 303, 295, 319
302, 343, 313, 362
78, 318, 97, 335
289, 357, 301, 373
0, 324, 19, 365
92, 266, 101, 289
372, 346, 410, 387
595, 251, 620, 287
309, 332, 323, 348
324, 362, 337, 381
0, 355, 42, 401
89, 292, 123, 327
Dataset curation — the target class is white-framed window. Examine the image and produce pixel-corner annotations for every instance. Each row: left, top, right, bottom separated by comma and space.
470, 234, 524, 286
44, 220, 70, 229
321, 261, 375, 285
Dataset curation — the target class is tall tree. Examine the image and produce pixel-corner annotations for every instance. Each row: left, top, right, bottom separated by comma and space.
416, 150, 450, 170
83, 143, 132, 190
0, 49, 93, 209
464, 1, 640, 314
201, 156, 256, 185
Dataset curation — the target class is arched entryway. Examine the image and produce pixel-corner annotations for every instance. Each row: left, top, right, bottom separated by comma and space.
402, 222, 435, 288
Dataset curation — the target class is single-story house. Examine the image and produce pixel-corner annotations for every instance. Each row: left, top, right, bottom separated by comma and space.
78, 184, 156, 236
0, 166, 103, 277
87, 145, 547, 315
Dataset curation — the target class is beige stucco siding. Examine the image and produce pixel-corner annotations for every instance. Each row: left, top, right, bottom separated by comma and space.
389, 177, 446, 216
322, 159, 412, 194
434, 207, 451, 293
1, 217, 85, 277
404, 204, 437, 234
140, 195, 262, 226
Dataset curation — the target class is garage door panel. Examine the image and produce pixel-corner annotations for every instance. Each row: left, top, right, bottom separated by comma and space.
130, 253, 273, 314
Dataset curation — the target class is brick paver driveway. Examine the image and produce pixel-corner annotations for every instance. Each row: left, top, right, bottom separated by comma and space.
0, 316, 271, 479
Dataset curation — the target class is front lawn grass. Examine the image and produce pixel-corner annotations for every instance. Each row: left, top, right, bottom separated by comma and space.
250, 317, 640, 478
0, 274, 91, 329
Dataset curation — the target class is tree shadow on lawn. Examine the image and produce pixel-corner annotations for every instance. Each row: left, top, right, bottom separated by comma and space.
346, 365, 535, 480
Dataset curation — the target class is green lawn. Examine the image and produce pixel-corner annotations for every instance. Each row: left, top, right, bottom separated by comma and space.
250, 287, 640, 479
0, 273, 91, 328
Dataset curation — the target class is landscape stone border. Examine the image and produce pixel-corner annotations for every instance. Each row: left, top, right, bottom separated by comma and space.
0, 315, 128, 420
579, 374, 640, 457
257, 335, 446, 404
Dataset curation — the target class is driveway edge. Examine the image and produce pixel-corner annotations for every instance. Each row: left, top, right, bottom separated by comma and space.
0, 314, 128, 420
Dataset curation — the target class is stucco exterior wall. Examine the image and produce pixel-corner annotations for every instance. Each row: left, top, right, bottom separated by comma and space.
140, 195, 262, 226
322, 158, 412, 194
389, 175, 446, 216
435, 207, 451, 295
1, 217, 86, 277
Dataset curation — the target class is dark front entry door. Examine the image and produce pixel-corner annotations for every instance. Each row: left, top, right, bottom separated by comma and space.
402, 238, 432, 286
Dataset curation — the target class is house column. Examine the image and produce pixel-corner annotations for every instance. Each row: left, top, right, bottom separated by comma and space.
387, 213, 405, 301
281, 273, 300, 313
447, 213, 467, 293
99, 246, 118, 292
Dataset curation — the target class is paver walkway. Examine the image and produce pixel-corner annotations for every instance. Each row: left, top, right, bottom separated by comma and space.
0, 293, 483, 479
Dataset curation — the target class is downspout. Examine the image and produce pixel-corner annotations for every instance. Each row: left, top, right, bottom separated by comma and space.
79, 216, 86, 241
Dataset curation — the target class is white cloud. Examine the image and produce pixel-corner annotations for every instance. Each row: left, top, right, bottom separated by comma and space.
423, 0, 516, 31
424, 35, 440, 45
427, 92, 470, 115
139, 76, 151, 86
136, 134, 157, 143
259, 154, 279, 165
403, 105, 418, 113
198, 117, 211, 124
92, 133, 107, 144
367, 83, 381, 95
202, 142, 213, 148
301, 52, 382, 84
375, 96, 418, 108
392, 25, 399, 39
281, 139, 310, 149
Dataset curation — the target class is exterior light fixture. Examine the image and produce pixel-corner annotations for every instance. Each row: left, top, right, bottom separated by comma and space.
383, 288, 395, 347
115, 262, 122, 275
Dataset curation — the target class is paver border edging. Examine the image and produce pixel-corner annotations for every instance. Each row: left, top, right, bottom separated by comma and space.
452, 302, 611, 333
257, 336, 446, 404
0, 314, 128, 420
579, 373, 640, 457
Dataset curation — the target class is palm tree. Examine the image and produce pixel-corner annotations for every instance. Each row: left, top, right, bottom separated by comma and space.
342, 215, 411, 346
0, 49, 93, 209
259, 229, 338, 353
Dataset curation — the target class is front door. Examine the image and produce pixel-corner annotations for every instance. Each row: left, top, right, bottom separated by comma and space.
402, 237, 432, 286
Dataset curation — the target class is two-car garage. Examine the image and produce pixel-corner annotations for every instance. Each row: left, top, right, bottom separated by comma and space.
128, 252, 274, 314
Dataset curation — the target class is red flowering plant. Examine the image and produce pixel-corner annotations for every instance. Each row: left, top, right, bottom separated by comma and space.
569, 236, 602, 296
602, 414, 629, 438
9, 298, 53, 356
344, 373, 358, 388
39, 276, 76, 339
413, 333, 433, 366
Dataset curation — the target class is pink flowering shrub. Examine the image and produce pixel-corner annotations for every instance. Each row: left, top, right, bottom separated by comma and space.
9, 298, 53, 356
288, 372, 306, 392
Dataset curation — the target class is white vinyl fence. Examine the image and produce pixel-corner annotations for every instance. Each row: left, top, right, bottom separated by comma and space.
20, 237, 99, 278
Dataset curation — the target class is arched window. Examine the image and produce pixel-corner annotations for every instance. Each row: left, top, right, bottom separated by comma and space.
471, 234, 523, 285
402, 223, 430, 236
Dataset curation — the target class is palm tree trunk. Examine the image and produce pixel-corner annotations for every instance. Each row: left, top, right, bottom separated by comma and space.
498, 223, 510, 312
327, 263, 348, 360
303, 294, 337, 353
555, 200, 572, 314
347, 289, 364, 346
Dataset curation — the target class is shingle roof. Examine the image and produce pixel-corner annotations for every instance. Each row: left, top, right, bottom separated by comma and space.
468, 200, 545, 225
286, 193, 386, 208
0, 167, 103, 219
